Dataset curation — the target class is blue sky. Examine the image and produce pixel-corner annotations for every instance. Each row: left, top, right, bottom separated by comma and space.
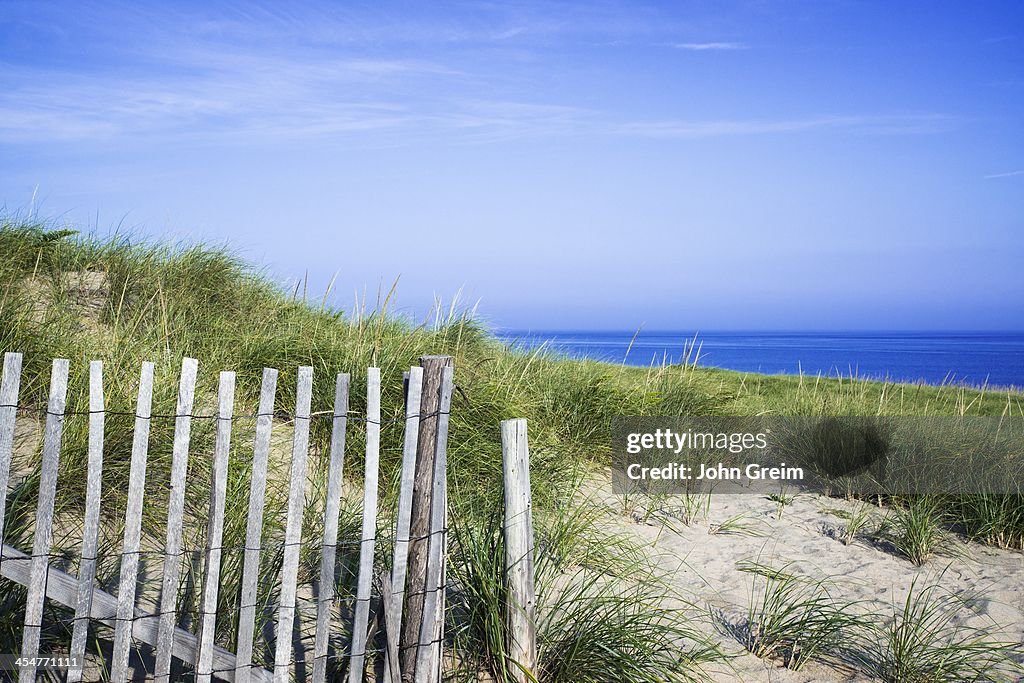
2, 1, 1022, 330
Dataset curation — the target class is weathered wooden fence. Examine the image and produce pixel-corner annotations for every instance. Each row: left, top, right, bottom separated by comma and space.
0, 351, 476, 682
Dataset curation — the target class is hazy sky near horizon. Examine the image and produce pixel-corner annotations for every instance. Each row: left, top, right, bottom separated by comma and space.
2, 1, 1022, 331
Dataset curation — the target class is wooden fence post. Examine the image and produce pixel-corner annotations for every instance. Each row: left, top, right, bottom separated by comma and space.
501, 418, 537, 683
20, 358, 69, 682
399, 355, 453, 683
415, 366, 454, 683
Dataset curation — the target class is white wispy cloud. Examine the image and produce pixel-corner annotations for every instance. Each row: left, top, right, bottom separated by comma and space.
0, 61, 434, 143
491, 27, 528, 40
618, 114, 954, 138
984, 170, 1024, 179
671, 42, 748, 51
0, 55, 593, 145
0, 4, 954, 147
0, 67, 955, 145
0, 2, 591, 145
445, 100, 591, 142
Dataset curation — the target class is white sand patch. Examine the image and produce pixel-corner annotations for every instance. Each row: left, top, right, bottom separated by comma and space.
587, 472, 1024, 682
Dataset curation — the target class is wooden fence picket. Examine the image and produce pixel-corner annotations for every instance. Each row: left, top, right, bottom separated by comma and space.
68, 361, 105, 682
155, 357, 200, 683
111, 361, 156, 682
348, 368, 382, 683
196, 371, 236, 683
312, 373, 350, 683
0, 352, 23, 553
235, 367, 278, 683
273, 366, 314, 682
385, 366, 423, 681
20, 358, 70, 681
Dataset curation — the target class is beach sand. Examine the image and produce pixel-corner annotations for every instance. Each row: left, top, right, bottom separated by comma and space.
591, 475, 1024, 681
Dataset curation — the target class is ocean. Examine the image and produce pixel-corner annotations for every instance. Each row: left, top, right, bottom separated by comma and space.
495, 331, 1024, 389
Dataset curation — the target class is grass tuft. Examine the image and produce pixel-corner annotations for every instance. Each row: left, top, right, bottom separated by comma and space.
730, 561, 866, 671
856, 578, 1022, 682
875, 497, 966, 566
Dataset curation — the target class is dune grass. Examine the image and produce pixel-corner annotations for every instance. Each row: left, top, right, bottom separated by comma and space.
728, 563, 1022, 681
856, 578, 1022, 683
534, 499, 722, 682
448, 491, 721, 683
952, 493, 1024, 550
731, 561, 866, 671
874, 497, 967, 566
834, 502, 875, 546
0, 218, 723, 677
